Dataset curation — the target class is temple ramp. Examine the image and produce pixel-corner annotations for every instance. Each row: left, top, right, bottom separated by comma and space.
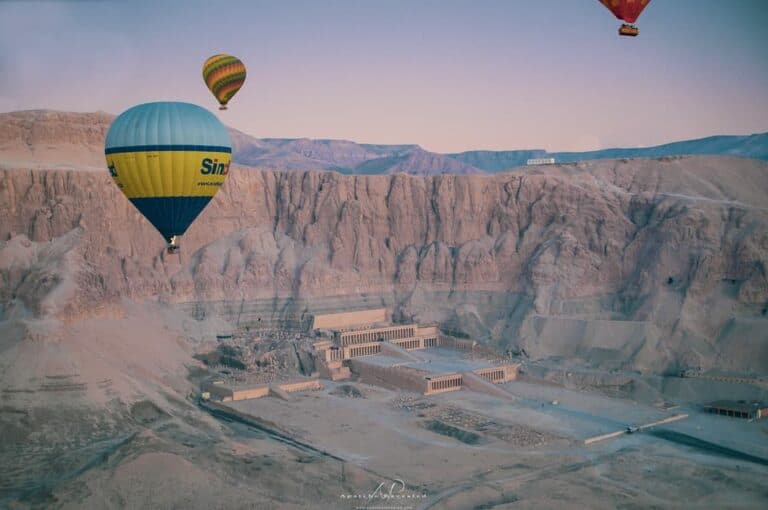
381, 341, 422, 362
462, 372, 518, 402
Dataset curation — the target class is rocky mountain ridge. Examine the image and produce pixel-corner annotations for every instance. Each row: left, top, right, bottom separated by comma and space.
2, 110, 766, 175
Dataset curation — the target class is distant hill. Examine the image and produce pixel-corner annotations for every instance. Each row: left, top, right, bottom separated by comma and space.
447, 133, 768, 173
1, 109, 766, 175
232, 135, 478, 175
445, 149, 548, 172
351, 147, 481, 176
231, 130, 768, 175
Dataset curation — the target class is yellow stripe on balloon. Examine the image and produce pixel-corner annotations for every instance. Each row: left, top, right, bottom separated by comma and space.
106, 150, 231, 199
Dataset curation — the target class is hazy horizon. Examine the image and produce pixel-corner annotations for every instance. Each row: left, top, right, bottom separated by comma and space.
1, 0, 767, 153
7, 105, 768, 157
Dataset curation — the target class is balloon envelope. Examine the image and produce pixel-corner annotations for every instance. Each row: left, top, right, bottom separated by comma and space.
104, 102, 232, 243
598, 0, 651, 24
202, 54, 247, 109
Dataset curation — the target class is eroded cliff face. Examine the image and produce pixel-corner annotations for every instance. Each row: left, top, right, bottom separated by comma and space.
1, 156, 767, 373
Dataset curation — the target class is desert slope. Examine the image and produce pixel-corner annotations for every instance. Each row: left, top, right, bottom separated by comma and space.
1, 155, 767, 375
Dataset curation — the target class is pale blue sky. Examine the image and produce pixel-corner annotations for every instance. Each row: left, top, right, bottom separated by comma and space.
1, 0, 767, 152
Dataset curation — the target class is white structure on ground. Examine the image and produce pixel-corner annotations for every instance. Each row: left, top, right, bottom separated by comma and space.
526, 158, 556, 165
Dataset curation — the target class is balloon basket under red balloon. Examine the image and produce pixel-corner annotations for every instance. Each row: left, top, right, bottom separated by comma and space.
619, 24, 639, 37
219, 105, 228, 110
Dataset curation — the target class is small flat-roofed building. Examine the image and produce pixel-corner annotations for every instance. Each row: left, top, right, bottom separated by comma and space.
201, 377, 322, 402
201, 380, 270, 402
703, 400, 768, 419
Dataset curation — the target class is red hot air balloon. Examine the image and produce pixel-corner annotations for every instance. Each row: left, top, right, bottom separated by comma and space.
598, 0, 651, 37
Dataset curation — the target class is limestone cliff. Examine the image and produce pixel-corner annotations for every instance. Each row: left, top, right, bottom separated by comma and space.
1, 156, 767, 374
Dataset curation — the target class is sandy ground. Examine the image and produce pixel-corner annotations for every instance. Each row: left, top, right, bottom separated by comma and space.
1, 303, 767, 509
226, 377, 768, 510
0, 306, 382, 509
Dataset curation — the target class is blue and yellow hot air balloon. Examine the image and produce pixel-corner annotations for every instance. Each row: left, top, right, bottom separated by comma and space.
104, 102, 232, 253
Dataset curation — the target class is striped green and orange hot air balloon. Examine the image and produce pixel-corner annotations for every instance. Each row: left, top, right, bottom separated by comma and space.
202, 54, 246, 110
